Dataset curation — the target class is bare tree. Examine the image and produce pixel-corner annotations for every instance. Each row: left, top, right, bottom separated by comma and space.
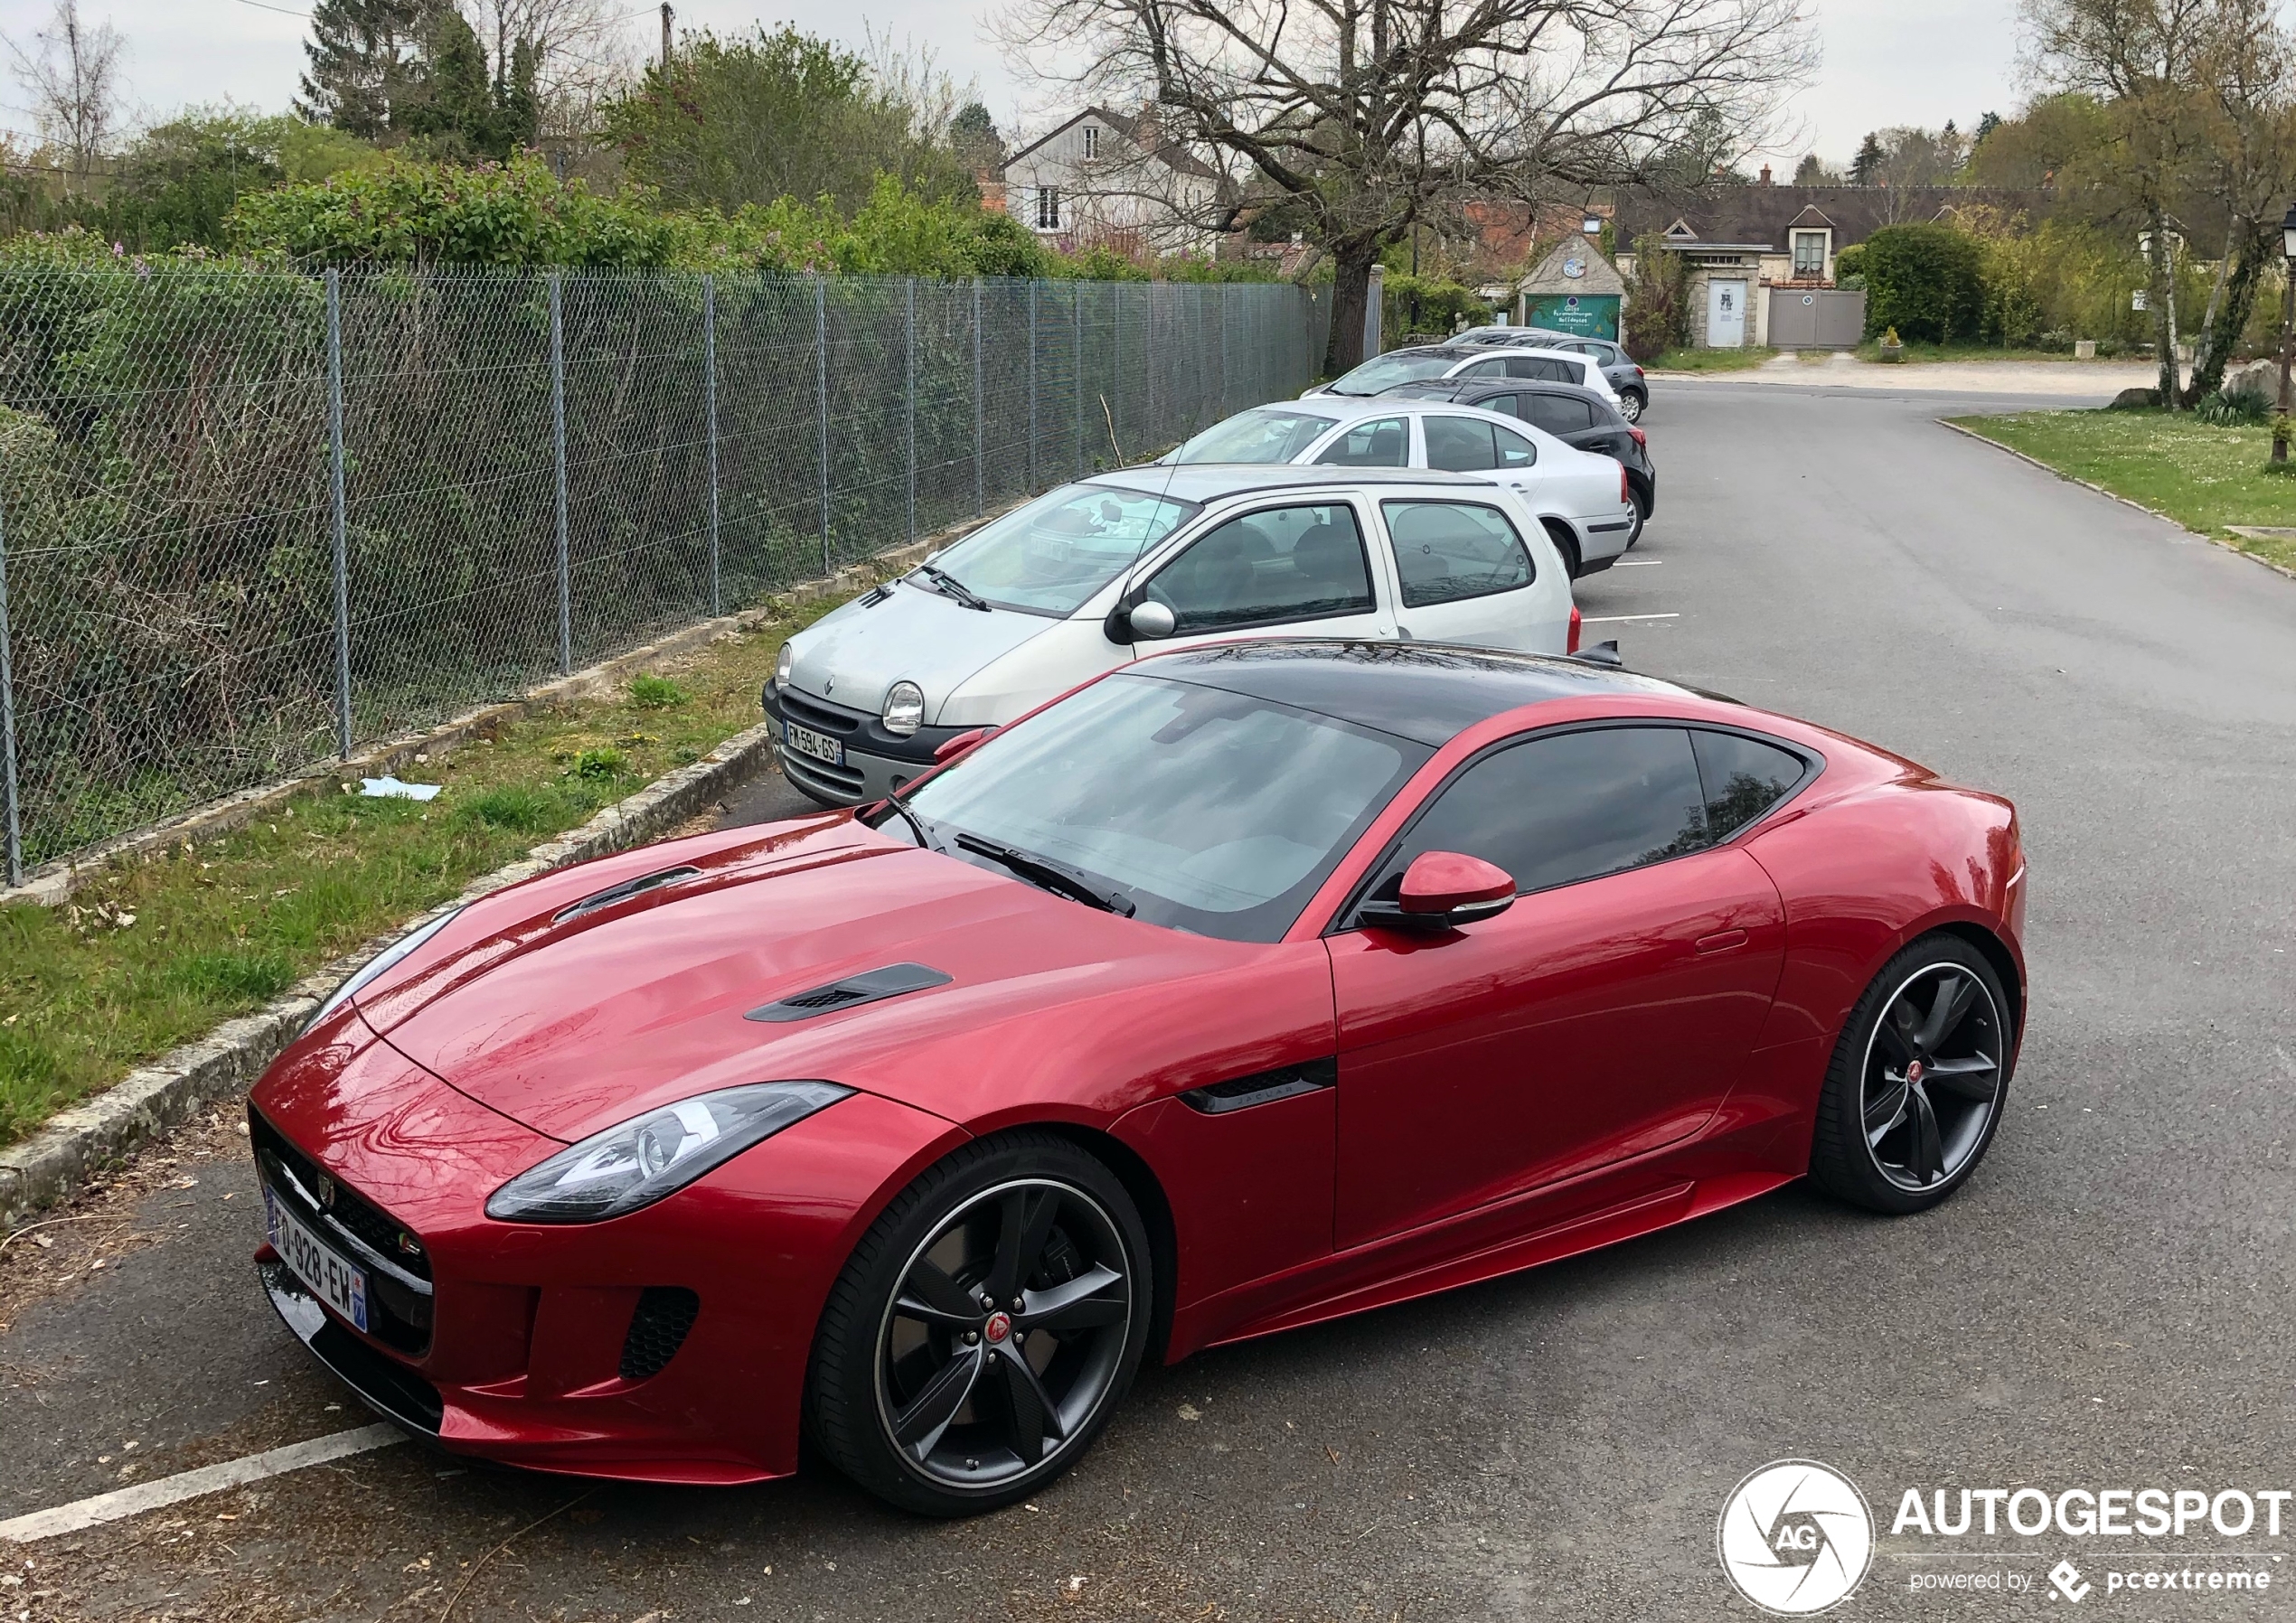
1000, 0, 1815, 371
458, 0, 637, 138
5, 0, 126, 192
2178, 0, 2296, 399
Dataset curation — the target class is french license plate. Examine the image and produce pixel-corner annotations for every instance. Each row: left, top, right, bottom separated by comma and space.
784, 720, 843, 766
265, 1185, 369, 1334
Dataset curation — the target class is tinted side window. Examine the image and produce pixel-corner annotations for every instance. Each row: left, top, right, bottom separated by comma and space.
1423, 415, 1499, 471
1459, 357, 1511, 379
1313, 417, 1409, 466
1692, 731, 1809, 840
1146, 502, 1375, 633
1524, 393, 1595, 435
1376, 727, 1708, 899
1477, 392, 1528, 420
1491, 423, 1539, 468
1381, 501, 1533, 606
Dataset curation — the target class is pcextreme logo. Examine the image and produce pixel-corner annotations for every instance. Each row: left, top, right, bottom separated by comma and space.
1717, 1459, 1877, 1615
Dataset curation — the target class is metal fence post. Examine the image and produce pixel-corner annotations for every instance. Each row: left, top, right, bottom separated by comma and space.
1026, 280, 1038, 490
1143, 282, 1153, 455
0, 483, 18, 887
816, 277, 830, 574
550, 271, 571, 676
905, 278, 917, 546
325, 267, 353, 758
973, 278, 984, 518
703, 273, 720, 616
1074, 286, 1086, 475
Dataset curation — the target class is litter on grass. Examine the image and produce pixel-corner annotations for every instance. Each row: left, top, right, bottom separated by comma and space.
360, 777, 442, 802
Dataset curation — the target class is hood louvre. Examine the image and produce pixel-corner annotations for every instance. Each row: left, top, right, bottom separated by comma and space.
552, 865, 701, 924
745, 962, 953, 1024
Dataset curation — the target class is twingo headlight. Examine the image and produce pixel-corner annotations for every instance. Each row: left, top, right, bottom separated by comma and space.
775, 640, 794, 688
304, 905, 463, 1036
484, 1081, 852, 1224
880, 680, 926, 736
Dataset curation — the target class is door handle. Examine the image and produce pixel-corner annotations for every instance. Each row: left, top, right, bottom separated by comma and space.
1695, 928, 1748, 954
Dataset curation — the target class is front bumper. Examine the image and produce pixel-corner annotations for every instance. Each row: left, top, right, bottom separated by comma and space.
249, 1012, 965, 1483
761, 680, 971, 807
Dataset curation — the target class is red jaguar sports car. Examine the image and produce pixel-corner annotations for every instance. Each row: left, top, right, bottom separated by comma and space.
249, 642, 2026, 1515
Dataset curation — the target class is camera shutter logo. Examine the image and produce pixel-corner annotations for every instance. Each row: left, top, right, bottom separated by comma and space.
1717, 1459, 1875, 1615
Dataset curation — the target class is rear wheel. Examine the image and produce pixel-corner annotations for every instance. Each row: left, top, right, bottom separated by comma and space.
807, 1132, 1152, 1515
1809, 934, 2013, 1215
1624, 489, 1650, 549
1540, 518, 1583, 579
1619, 388, 1647, 423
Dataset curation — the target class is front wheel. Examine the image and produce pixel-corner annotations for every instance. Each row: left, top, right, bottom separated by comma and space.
1618, 388, 1646, 423
806, 1132, 1153, 1515
1809, 933, 2014, 1215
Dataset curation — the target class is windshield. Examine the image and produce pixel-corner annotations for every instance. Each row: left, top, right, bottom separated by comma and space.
1172, 408, 1336, 464
926, 483, 1198, 616
1325, 352, 1460, 396
890, 672, 1429, 943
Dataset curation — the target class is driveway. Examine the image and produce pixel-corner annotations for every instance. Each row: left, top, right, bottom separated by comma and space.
1653, 353, 2159, 397
4, 377, 2292, 1620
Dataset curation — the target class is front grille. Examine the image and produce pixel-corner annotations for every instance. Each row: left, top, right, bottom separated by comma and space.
779, 686, 869, 736
780, 746, 866, 801
260, 1259, 444, 1433
250, 1109, 432, 1282
620, 1287, 700, 1381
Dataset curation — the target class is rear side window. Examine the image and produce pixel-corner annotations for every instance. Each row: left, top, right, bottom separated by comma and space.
1373, 727, 1708, 899
1458, 357, 1512, 380
1313, 417, 1409, 467
1507, 356, 1575, 382
1491, 423, 1539, 468
1524, 393, 1596, 435
1423, 415, 1499, 471
1144, 502, 1375, 633
1381, 501, 1533, 606
1692, 731, 1809, 840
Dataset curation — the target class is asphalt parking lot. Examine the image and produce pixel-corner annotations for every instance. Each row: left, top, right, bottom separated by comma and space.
5, 376, 2293, 1621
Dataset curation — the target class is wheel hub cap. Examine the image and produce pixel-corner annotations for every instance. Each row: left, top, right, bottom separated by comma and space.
982, 1310, 1012, 1344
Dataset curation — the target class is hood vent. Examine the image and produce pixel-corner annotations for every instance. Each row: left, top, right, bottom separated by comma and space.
552, 865, 701, 924
745, 962, 952, 1024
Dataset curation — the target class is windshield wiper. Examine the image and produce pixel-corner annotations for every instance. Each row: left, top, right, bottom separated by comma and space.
914, 564, 990, 612
955, 834, 1135, 916
874, 783, 937, 850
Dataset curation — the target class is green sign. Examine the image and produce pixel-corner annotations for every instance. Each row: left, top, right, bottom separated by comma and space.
1525, 294, 1620, 340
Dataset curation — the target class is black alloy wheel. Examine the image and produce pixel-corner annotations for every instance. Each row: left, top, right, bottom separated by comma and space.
1619, 388, 1646, 423
1624, 488, 1650, 548
1810, 934, 2013, 1214
808, 1133, 1151, 1515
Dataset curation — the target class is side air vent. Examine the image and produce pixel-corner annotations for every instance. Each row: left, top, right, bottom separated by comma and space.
552, 865, 701, 924
619, 1286, 700, 1381
1180, 1057, 1338, 1115
744, 962, 953, 1024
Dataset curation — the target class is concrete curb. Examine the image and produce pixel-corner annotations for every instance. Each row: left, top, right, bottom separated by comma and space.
0, 716, 786, 1232
1935, 418, 2296, 586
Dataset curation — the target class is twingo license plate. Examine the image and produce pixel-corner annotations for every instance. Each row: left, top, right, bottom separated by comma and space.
265, 1185, 370, 1334
784, 719, 843, 766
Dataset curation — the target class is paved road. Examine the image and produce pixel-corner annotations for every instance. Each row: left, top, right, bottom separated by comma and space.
5, 378, 2293, 1621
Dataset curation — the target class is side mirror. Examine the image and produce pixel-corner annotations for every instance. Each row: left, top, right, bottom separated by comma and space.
1126, 599, 1178, 640
1358, 850, 1516, 933
933, 727, 992, 764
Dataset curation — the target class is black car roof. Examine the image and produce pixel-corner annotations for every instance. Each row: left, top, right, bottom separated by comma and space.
1129, 641, 1692, 746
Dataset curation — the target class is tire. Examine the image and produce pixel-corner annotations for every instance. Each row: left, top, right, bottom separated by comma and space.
806, 1130, 1153, 1515
1619, 388, 1647, 423
1624, 489, 1650, 549
1540, 518, 1583, 579
1809, 933, 2014, 1215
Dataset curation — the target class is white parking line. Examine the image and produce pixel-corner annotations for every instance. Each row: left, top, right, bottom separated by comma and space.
1581, 613, 1680, 624
0, 1425, 405, 1543
1613, 558, 1663, 566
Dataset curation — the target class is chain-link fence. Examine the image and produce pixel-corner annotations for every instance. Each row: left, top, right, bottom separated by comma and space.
0, 267, 1331, 881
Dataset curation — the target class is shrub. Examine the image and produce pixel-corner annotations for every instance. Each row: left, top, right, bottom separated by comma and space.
1861, 223, 1983, 343
2195, 387, 2270, 426
627, 673, 689, 708
570, 746, 630, 779
1622, 234, 1690, 361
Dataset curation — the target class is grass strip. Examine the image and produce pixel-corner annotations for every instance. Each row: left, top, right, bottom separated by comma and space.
1647, 346, 1777, 372
1949, 408, 2296, 576
0, 605, 823, 1147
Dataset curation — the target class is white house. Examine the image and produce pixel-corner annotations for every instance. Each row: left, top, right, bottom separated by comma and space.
1001, 107, 1226, 258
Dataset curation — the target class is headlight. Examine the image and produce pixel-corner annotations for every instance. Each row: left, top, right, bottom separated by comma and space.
881, 680, 925, 736
304, 906, 462, 1035
775, 641, 794, 688
484, 1081, 852, 1224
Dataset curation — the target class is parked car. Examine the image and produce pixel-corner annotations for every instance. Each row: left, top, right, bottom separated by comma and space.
247, 639, 2025, 1514
1161, 395, 1636, 569
758, 464, 1594, 805
1451, 327, 1650, 421
1385, 377, 1656, 544
1307, 342, 1622, 409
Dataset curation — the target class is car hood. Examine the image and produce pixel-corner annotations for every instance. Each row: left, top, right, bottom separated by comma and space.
786, 579, 1054, 724
359, 822, 1237, 1143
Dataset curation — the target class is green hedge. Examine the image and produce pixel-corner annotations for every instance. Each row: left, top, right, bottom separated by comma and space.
1861, 224, 1983, 343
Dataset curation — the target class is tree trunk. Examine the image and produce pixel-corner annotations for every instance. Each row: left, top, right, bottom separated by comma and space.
1325, 239, 1381, 376
2184, 220, 2269, 405
2146, 208, 2178, 408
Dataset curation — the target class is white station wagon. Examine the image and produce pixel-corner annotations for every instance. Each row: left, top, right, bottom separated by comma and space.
766, 465, 1587, 806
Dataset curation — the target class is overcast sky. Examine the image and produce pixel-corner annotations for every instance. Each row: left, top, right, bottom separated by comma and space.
0, 0, 2024, 170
